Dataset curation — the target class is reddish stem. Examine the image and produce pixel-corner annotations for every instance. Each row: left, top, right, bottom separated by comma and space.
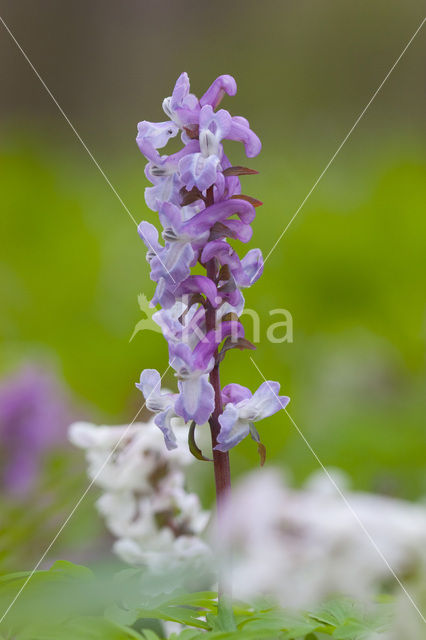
205, 186, 232, 600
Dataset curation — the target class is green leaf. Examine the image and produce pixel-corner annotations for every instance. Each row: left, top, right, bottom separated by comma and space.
141, 630, 162, 640
165, 591, 217, 610
105, 603, 139, 627
188, 421, 212, 462
168, 630, 201, 640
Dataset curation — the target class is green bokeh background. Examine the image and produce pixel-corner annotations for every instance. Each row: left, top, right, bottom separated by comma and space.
1, 0, 425, 563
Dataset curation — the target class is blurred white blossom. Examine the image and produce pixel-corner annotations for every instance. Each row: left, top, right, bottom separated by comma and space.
69, 418, 211, 569
219, 468, 426, 613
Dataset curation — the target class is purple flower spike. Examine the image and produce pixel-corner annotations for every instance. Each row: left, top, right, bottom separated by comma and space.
135, 72, 289, 453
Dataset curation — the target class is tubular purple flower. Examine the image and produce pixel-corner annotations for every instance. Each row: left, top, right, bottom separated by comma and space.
153, 302, 206, 349
177, 275, 219, 308
201, 241, 264, 288
138, 220, 194, 288
192, 321, 245, 370
182, 198, 255, 236
179, 153, 221, 192
144, 141, 200, 211
169, 342, 215, 425
162, 72, 200, 128
227, 116, 262, 158
136, 120, 179, 162
200, 74, 237, 109
158, 202, 209, 252
216, 382, 290, 452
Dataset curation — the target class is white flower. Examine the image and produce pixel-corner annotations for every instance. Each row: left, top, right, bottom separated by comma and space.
217, 468, 426, 609
69, 417, 211, 571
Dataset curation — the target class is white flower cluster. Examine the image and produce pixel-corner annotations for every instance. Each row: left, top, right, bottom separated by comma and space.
69, 418, 211, 570
219, 468, 426, 612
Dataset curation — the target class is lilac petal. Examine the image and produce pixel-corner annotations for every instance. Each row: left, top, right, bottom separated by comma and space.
216, 320, 245, 343
247, 381, 290, 420
136, 368, 161, 400
151, 277, 176, 309
182, 199, 255, 236
144, 175, 182, 212
201, 240, 252, 288
136, 369, 175, 416
199, 105, 232, 136
169, 341, 194, 373
171, 72, 191, 106
163, 73, 200, 128
148, 239, 193, 289
223, 288, 244, 308
241, 248, 264, 285
232, 115, 250, 128
199, 105, 232, 157
136, 120, 178, 162
155, 407, 178, 450
222, 383, 252, 405
158, 201, 183, 234
178, 275, 219, 308
152, 303, 186, 343
163, 241, 194, 282
192, 321, 244, 371
200, 239, 227, 264
249, 422, 261, 443
221, 219, 253, 243
179, 152, 221, 192
158, 139, 200, 167
200, 75, 237, 109
218, 293, 245, 319
227, 117, 262, 158
137, 221, 161, 257
191, 334, 217, 371
218, 153, 241, 201
215, 404, 249, 451
175, 374, 215, 424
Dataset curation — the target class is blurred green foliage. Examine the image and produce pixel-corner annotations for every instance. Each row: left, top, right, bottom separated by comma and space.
1, 131, 425, 510
0, 447, 103, 573
0, 560, 390, 639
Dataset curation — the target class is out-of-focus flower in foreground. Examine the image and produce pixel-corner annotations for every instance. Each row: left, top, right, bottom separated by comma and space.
0, 364, 74, 495
218, 468, 426, 609
69, 418, 211, 571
